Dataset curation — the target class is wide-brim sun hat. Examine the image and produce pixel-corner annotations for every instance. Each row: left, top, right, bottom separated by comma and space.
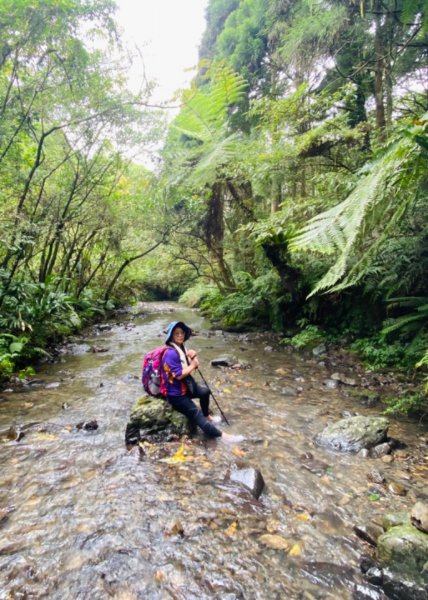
164, 321, 192, 344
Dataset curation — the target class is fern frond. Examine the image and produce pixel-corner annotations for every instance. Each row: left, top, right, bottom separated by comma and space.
291, 130, 426, 296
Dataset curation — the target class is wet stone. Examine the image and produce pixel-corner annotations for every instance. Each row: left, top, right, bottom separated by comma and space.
371, 442, 392, 458
383, 512, 409, 530
210, 355, 238, 367
229, 467, 265, 499
312, 344, 326, 356
330, 372, 358, 386
315, 416, 389, 453
411, 501, 428, 534
365, 566, 384, 586
386, 481, 407, 496
280, 386, 298, 396
368, 469, 385, 484
376, 524, 428, 585
354, 522, 384, 546
323, 379, 339, 389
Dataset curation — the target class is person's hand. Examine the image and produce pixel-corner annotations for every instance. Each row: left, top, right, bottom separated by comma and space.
190, 356, 199, 370
187, 349, 197, 360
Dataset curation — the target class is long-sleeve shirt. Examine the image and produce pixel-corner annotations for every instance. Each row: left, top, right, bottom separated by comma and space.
160, 347, 187, 396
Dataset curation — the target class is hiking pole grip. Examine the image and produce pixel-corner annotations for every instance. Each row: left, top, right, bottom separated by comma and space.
197, 368, 230, 426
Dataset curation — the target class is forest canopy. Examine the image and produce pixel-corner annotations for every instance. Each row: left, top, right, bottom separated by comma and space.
1, 0, 427, 414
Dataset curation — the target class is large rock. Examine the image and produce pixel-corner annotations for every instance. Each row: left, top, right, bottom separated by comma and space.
315, 416, 389, 452
128, 395, 188, 439
376, 524, 428, 585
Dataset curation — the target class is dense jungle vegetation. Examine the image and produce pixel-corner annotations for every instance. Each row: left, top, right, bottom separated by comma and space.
1, 0, 427, 414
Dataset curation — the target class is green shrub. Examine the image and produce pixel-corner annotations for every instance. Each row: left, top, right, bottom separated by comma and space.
383, 392, 427, 417
285, 323, 325, 349
351, 336, 405, 370
198, 271, 285, 331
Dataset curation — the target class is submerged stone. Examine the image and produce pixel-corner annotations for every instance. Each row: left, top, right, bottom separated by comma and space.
315, 416, 389, 453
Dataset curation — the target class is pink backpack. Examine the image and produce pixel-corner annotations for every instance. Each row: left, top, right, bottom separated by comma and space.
142, 345, 169, 397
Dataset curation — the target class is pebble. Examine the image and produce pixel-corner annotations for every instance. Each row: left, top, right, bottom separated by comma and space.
387, 481, 407, 496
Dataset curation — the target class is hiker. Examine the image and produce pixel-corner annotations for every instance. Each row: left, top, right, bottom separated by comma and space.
160, 320, 244, 443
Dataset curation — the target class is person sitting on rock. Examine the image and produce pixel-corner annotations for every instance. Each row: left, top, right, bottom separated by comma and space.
160, 320, 244, 444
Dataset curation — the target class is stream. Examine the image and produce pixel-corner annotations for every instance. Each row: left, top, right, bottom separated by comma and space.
0, 302, 427, 600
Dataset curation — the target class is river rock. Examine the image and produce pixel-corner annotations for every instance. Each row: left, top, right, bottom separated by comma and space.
371, 442, 392, 458
210, 355, 237, 367
315, 416, 389, 453
312, 343, 326, 356
128, 395, 188, 439
382, 512, 409, 530
411, 502, 428, 534
230, 467, 265, 499
353, 522, 384, 546
280, 386, 298, 396
376, 524, 428, 585
330, 372, 358, 386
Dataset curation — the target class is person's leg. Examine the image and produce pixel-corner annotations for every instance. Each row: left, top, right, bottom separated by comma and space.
168, 395, 221, 438
193, 382, 211, 417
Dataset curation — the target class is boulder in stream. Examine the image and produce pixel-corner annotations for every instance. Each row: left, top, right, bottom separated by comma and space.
127, 395, 188, 441
315, 416, 389, 452
376, 523, 428, 585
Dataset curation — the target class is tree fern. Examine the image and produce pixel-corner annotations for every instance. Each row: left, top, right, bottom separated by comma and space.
290, 117, 428, 297
168, 63, 248, 187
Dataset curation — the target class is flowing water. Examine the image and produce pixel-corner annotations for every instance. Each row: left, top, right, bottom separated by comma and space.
0, 303, 426, 600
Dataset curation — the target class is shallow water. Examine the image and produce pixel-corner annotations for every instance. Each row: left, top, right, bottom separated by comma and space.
0, 303, 426, 599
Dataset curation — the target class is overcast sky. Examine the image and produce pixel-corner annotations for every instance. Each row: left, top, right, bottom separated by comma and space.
114, 0, 209, 104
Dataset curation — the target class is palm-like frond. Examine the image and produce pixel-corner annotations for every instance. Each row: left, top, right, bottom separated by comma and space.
172, 63, 248, 145
290, 121, 428, 297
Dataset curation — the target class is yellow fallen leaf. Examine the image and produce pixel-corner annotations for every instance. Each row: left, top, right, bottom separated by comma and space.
223, 388, 232, 394
296, 512, 311, 522
275, 368, 288, 375
232, 447, 246, 458
159, 444, 187, 464
154, 570, 166, 583
33, 432, 57, 441
225, 521, 238, 537
289, 543, 303, 557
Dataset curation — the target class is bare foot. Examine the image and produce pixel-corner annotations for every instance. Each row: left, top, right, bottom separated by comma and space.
221, 432, 245, 444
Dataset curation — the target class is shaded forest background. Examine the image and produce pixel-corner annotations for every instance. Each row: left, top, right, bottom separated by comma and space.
1, 0, 427, 414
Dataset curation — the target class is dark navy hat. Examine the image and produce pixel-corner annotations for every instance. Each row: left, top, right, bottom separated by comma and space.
164, 321, 192, 344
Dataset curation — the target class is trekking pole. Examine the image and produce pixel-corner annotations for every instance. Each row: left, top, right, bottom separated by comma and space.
197, 368, 230, 426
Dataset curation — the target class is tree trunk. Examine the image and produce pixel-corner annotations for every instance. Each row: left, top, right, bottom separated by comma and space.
374, 0, 386, 141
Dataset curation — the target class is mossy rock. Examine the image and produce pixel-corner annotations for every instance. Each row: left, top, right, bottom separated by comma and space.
377, 523, 428, 584
382, 512, 410, 531
315, 416, 389, 452
129, 395, 189, 438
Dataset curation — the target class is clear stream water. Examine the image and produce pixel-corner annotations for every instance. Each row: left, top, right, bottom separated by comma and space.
0, 303, 426, 600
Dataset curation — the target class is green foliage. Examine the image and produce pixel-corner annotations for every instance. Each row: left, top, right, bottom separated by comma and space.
285, 323, 325, 350
179, 283, 218, 308
383, 392, 427, 418
291, 117, 428, 296
382, 297, 428, 337
0, 333, 31, 380
351, 336, 406, 370
199, 270, 285, 330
